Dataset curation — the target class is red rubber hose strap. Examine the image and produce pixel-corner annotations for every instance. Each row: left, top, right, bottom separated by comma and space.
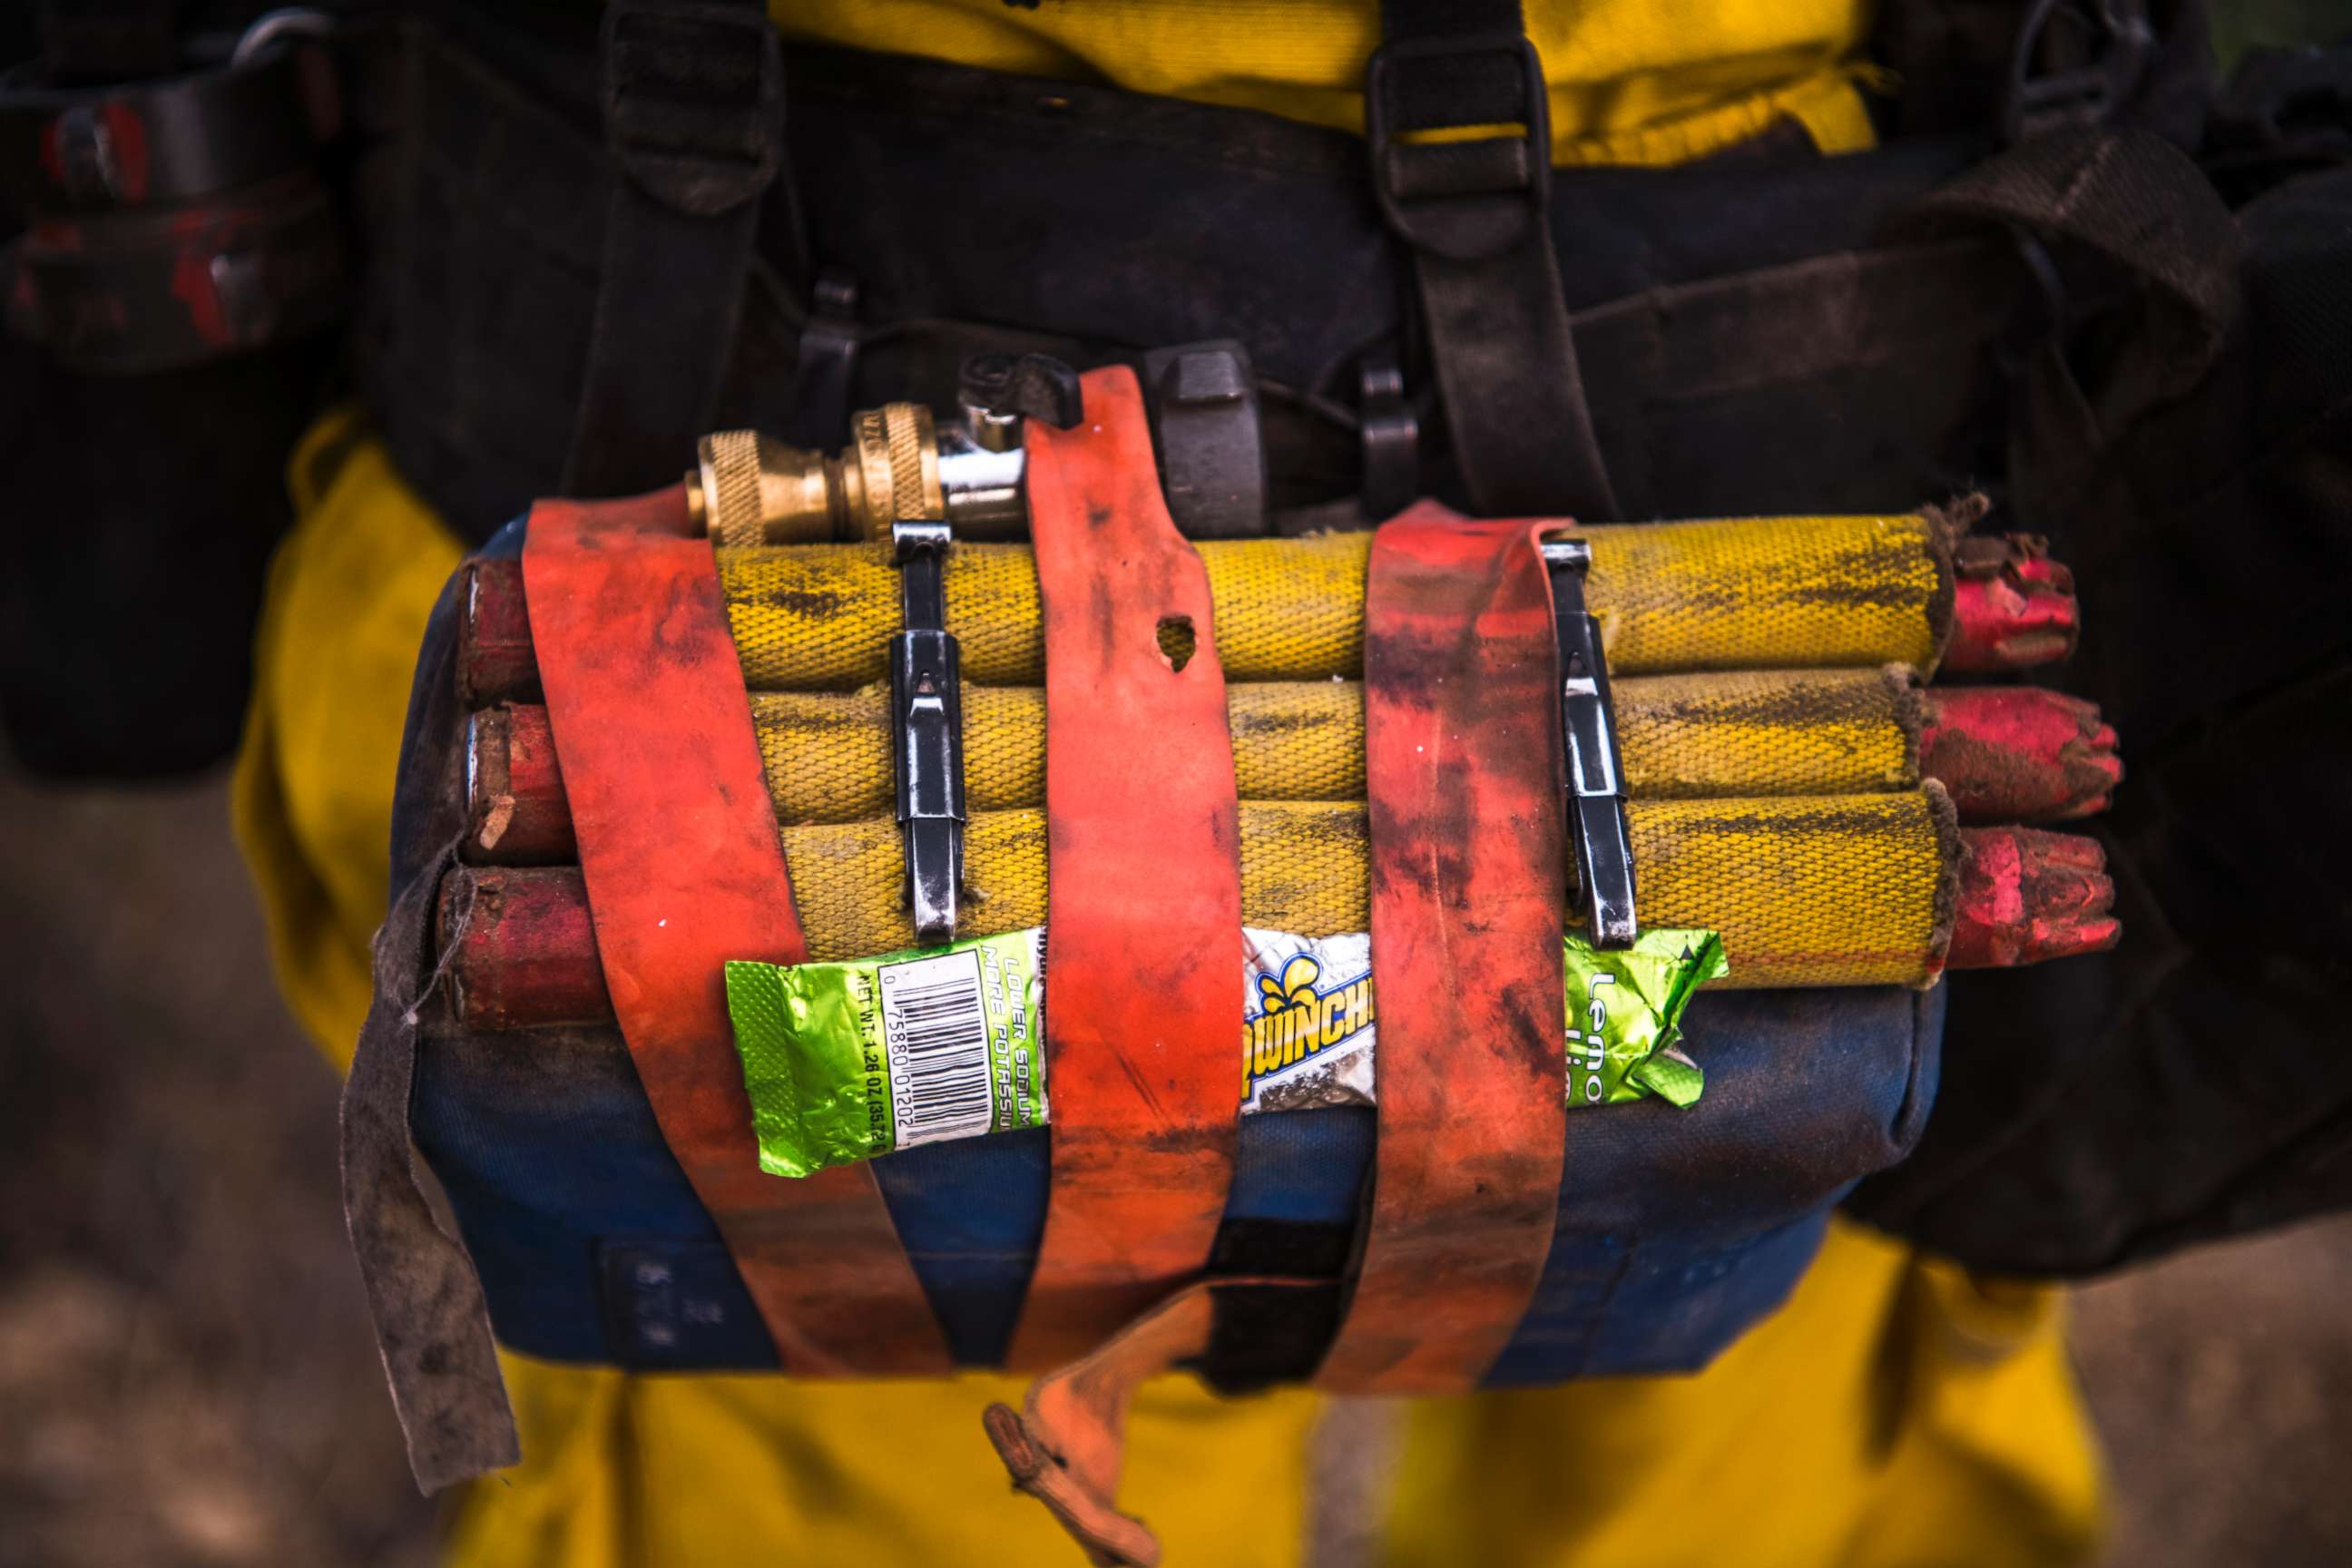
522, 485, 949, 1374
1005, 366, 1246, 1371
1317, 500, 1570, 1393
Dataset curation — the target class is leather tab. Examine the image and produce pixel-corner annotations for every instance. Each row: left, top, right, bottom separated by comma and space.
1006, 367, 1245, 1370
522, 485, 949, 1374
1318, 501, 1569, 1392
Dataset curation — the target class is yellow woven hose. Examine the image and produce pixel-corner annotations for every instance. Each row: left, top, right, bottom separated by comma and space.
753, 667, 1922, 822
720, 513, 1955, 689
778, 791, 1957, 988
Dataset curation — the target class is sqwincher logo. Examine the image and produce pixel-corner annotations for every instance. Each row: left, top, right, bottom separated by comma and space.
1245, 953, 1376, 1080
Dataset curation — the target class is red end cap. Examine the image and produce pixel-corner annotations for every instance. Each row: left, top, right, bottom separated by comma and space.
1946, 535, 2081, 672
1947, 827, 2122, 969
1921, 686, 2122, 823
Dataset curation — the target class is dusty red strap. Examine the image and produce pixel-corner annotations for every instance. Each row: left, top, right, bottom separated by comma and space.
523, 487, 949, 1374
1317, 501, 1569, 1393
1006, 367, 1244, 1371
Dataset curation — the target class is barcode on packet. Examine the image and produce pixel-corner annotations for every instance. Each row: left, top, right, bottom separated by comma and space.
877, 950, 995, 1149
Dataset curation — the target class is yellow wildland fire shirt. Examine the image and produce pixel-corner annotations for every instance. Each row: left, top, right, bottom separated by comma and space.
771, 0, 1884, 167
232, 5, 2103, 1563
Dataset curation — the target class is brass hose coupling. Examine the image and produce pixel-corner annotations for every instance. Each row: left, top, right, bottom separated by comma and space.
684, 354, 1083, 547
685, 402, 946, 547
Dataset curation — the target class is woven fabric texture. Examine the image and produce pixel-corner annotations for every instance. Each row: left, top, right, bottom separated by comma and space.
777, 791, 1955, 989
752, 666, 1921, 823
720, 514, 1954, 691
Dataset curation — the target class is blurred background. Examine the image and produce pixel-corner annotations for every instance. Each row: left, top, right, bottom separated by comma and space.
5, 754, 2352, 1567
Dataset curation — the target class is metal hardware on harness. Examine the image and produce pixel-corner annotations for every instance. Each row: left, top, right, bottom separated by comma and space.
0, 18, 348, 370
1142, 339, 1268, 539
1540, 538, 1637, 947
2000, 0, 2155, 146
889, 520, 966, 946
233, 8, 340, 67
1357, 351, 1420, 523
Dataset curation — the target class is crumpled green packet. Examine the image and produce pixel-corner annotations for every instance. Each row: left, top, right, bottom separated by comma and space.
726, 926, 1726, 1180
1562, 929, 1727, 1109
727, 931, 1049, 1179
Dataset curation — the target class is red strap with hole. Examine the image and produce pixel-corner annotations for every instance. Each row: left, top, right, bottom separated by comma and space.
523, 486, 949, 1374
1317, 502, 1569, 1392
1005, 367, 1245, 1371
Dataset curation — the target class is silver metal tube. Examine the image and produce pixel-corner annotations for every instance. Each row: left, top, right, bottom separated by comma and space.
936, 421, 1028, 538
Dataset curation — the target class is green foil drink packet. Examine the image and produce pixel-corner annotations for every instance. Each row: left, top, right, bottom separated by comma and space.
726, 930, 1048, 1179
1561, 930, 1726, 1109
727, 926, 1725, 1180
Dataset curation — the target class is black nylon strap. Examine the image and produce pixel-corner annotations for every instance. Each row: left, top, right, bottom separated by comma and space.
1370, 1, 1618, 518
1894, 126, 2239, 517
562, 0, 780, 497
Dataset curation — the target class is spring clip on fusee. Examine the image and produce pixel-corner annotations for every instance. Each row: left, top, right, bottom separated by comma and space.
885, 355, 1084, 946
888, 519, 966, 946
1541, 537, 1638, 948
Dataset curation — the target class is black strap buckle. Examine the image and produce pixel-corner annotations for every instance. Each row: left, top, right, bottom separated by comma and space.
1365, 33, 1550, 260
1540, 536, 1636, 948
602, 0, 782, 217
2000, 0, 2154, 147
0, 28, 348, 368
889, 520, 966, 946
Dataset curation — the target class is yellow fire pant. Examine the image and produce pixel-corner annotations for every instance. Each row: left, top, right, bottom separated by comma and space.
232, 414, 2106, 1565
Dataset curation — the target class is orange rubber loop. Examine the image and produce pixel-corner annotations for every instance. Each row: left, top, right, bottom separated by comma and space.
521, 486, 949, 1374
1317, 501, 1570, 1393
985, 1276, 1316, 1568
1005, 367, 1246, 1371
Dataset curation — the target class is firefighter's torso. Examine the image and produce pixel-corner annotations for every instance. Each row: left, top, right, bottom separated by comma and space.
162, 0, 2348, 1563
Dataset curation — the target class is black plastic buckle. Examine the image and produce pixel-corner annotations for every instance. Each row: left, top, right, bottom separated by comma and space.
602, 0, 783, 217
889, 520, 966, 946
1540, 536, 1636, 948
1365, 33, 1550, 261
2000, 0, 2154, 146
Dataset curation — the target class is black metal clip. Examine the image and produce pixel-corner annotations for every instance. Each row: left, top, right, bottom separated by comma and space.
780, 268, 860, 449
889, 520, 965, 946
1540, 537, 1636, 947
